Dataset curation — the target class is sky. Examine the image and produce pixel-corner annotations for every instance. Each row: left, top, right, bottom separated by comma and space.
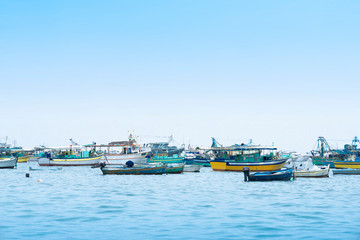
1, 0, 360, 152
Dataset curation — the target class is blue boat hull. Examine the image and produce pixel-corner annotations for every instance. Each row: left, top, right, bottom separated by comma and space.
247, 169, 293, 181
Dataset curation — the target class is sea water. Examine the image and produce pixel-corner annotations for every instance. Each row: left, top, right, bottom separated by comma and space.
1, 163, 360, 240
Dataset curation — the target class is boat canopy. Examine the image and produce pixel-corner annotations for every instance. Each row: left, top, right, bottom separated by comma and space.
210, 146, 277, 151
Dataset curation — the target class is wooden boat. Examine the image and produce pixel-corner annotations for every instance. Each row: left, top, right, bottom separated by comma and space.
29, 167, 62, 171
295, 166, 330, 177
148, 154, 184, 163
147, 135, 184, 157
207, 138, 288, 172
38, 155, 102, 166
183, 150, 212, 167
183, 164, 202, 172
91, 135, 150, 166
211, 159, 287, 172
0, 147, 31, 163
17, 155, 30, 163
334, 161, 360, 169
311, 137, 353, 168
0, 157, 17, 168
332, 168, 360, 175
100, 164, 166, 175
244, 168, 293, 181
165, 164, 184, 174
294, 159, 330, 177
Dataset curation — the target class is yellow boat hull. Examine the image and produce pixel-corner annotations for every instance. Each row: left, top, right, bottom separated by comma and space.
335, 162, 360, 169
210, 159, 287, 172
17, 156, 30, 163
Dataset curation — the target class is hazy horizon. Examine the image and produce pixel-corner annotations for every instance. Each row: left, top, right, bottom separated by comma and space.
1, 0, 359, 153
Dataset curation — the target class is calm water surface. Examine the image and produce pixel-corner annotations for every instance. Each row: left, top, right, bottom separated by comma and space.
1, 163, 360, 239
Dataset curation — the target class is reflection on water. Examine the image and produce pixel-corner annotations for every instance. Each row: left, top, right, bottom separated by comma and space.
1, 163, 360, 239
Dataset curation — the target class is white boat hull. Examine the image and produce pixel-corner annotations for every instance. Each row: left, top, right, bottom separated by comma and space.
294, 166, 330, 178
101, 153, 147, 165
28, 156, 39, 162
0, 157, 17, 168
38, 156, 102, 166
183, 165, 202, 172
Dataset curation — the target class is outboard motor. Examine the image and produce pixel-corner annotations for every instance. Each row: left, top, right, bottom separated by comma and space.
125, 161, 134, 168
243, 167, 250, 182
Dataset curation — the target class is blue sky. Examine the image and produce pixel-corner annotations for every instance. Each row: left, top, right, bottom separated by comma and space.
1, 0, 360, 152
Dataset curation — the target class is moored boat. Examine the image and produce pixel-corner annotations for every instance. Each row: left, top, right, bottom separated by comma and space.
207, 138, 288, 172
147, 135, 184, 157
100, 164, 166, 175
334, 161, 360, 169
211, 159, 288, 172
294, 166, 330, 178
332, 168, 360, 175
38, 144, 102, 166
183, 164, 202, 172
164, 164, 184, 174
294, 158, 330, 177
0, 157, 17, 169
17, 155, 30, 163
311, 137, 354, 168
38, 155, 102, 166
148, 154, 184, 163
243, 168, 294, 181
93, 135, 150, 166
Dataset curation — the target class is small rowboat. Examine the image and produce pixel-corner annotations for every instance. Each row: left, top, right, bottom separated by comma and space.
29, 167, 62, 171
100, 164, 166, 175
294, 165, 330, 178
244, 168, 294, 181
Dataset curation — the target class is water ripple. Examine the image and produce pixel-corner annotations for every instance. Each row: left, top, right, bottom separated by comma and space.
1, 165, 360, 239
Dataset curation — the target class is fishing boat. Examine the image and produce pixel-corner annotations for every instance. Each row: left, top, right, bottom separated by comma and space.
334, 161, 360, 169
100, 163, 166, 175
292, 158, 330, 177
211, 159, 288, 172
208, 138, 288, 172
332, 168, 360, 175
148, 154, 184, 163
147, 135, 184, 157
28, 146, 47, 162
92, 134, 150, 166
311, 137, 354, 168
0, 157, 17, 168
38, 144, 102, 166
243, 168, 294, 181
183, 150, 213, 167
295, 165, 330, 177
183, 164, 202, 172
1, 147, 31, 163
164, 163, 184, 174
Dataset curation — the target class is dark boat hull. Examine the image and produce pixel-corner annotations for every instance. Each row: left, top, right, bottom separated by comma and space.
247, 169, 293, 181
101, 165, 166, 175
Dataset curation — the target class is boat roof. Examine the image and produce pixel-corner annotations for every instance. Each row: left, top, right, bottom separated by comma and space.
88, 141, 137, 147
210, 145, 277, 151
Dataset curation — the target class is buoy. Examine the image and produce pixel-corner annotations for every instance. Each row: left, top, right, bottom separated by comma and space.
25, 173, 30, 178
37, 179, 43, 183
